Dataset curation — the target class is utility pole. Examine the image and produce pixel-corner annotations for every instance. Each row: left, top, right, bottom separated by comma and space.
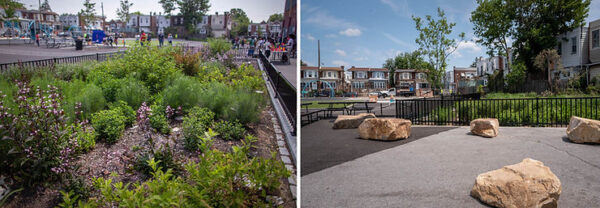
318, 40, 320, 69
101, 2, 105, 31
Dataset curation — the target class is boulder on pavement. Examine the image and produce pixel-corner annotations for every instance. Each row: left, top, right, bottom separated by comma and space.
470, 118, 499, 138
471, 158, 562, 208
332, 113, 376, 129
358, 118, 411, 141
566, 116, 600, 144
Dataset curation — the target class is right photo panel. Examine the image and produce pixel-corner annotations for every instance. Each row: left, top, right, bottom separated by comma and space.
299, 0, 600, 207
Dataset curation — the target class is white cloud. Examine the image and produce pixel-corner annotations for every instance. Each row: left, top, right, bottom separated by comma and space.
456, 40, 482, 53
304, 9, 357, 29
380, 0, 412, 18
339, 28, 362, 37
332, 60, 349, 67
381, 32, 411, 47
335, 49, 347, 56
304, 34, 315, 41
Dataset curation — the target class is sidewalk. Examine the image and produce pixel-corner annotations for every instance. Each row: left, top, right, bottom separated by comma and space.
273, 58, 297, 89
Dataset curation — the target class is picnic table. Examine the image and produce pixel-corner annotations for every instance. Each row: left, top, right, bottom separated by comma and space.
302, 103, 312, 112
317, 101, 377, 117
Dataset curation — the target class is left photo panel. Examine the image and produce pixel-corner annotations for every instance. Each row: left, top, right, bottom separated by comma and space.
0, 0, 298, 207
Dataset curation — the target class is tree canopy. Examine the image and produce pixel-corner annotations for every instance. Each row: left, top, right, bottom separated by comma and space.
40, 0, 51, 11
116, 0, 133, 22
230, 8, 250, 37
0, 0, 24, 21
159, 0, 210, 32
79, 0, 97, 28
412, 8, 465, 89
471, 0, 590, 75
268, 13, 283, 22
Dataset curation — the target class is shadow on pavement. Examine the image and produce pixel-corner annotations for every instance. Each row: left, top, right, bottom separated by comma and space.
301, 119, 457, 176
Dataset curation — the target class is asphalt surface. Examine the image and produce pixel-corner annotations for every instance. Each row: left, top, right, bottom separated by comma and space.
301, 127, 600, 207
273, 58, 297, 89
301, 119, 457, 175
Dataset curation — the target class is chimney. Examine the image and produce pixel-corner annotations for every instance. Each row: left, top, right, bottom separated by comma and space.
341, 66, 345, 70
215, 12, 218, 15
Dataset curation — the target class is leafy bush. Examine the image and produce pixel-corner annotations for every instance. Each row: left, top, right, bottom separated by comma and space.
207, 38, 232, 56
68, 123, 96, 153
149, 104, 170, 134
214, 120, 246, 140
87, 70, 120, 103
54, 62, 96, 81
109, 101, 136, 126
91, 109, 126, 144
198, 82, 265, 125
506, 62, 527, 92
0, 82, 80, 188
182, 107, 215, 150
83, 132, 290, 207
162, 76, 203, 111
115, 77, 150, 109
75, 83, 107, 120
174, 51, 201, 76
134, 145, 181, 178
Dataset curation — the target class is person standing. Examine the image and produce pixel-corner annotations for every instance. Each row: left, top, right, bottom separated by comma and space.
168, 33, 173, 46
264, 38, 272, 59
114, 34, 119, 47
175, 33, 178, 39
158, 33, 164, 47
35, 33, 40, 47
147, 33, 151, 46
140, 31, 146, 46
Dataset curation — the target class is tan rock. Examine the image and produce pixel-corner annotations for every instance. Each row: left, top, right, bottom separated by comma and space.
566, 116, 600, 144
332, 113, 376, 129
358, 118, 411, 141
471, 158, 562, 208
470, 118, 499, 137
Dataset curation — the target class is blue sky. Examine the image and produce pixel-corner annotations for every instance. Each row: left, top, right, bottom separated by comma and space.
301, 0, 600, 72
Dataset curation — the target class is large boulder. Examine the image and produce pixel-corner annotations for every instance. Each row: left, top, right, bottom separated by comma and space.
358, 118, 411, 141
470, 118, 499, 138
566, 116, 600, 144
332, 113, 376, 129
471, 158, 562, 208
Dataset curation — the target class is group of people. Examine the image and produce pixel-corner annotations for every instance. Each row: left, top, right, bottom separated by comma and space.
233, 34, 295, 61
135, 32, 175, 47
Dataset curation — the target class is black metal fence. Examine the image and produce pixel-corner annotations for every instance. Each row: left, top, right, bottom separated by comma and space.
0, 51, 126, 71
396, 96, 600, 127
259, 51, 297, 134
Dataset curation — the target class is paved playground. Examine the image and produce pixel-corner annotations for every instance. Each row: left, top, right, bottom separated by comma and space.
301, 122, 600, 207
0, 38, 204, 64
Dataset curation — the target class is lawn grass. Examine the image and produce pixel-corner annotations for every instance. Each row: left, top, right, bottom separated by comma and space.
484, 92, 597, 99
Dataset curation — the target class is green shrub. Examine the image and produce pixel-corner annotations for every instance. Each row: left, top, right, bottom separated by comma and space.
115, 77, 150, 109
207, 38, 232, 56
109, 101, 136, 126
88, 70, 120, 103
74, 84, 107, 120
506, 62, 527, 92
214, 120, 246, 140
0, 78, 17, 114
182, 107, 215, 150
162, 76, 203, 111
134, 145, 180, 178
174, 51, 201, 76
82, 132, 290, 207
54, 62, 95, 81
224, 89, 265, 124
69, 123, 96, 153
91, 109, 126, 144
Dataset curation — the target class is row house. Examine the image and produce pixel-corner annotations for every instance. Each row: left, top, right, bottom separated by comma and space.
394, 69, 430, 93
1, 8, 61, 33
554, 18, 600, 83
300, 66, 345, 91
476, 55, 509, 84
210, 11, 231, 38
248, 21, 282, 39
347, 67, 389, 93
195, 16, 209, 36
444, 67, 477, 92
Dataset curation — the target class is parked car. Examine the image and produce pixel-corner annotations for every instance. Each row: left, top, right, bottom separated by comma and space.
318, 90, 334, 97
343, 92, 358, 97
378, 88, 397, 98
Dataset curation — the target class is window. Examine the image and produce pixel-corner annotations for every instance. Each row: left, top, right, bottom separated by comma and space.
372, 72, 384, 79
571, 37, 577, 54
593, 30, 599, 49
402, 73, 411, 80
557, 42, 562, 55
356, 72, 366, 79
353, 82, 365, 89
373, 82, 386, 89
419, 83, 429, 89
417, 73, 427, 80
327, 72, 332, 77
305, 70, 316, 78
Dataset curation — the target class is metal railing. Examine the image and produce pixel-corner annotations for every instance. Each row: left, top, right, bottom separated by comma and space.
0, 51, 126, 71
396, 96, 600, 127
259, 51, 297, 134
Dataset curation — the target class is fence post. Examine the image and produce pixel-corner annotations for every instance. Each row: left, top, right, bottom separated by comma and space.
96, 53, 99, 61
536, 97, 539, 126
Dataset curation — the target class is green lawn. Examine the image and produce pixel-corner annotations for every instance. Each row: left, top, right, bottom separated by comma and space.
484, 92, 597, 99
121, 39, 185, 47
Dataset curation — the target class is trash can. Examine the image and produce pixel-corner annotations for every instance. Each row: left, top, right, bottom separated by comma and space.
75, 39, 83, 50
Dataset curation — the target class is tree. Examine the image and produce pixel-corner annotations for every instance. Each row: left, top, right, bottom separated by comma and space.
230, 8, 250, 37
471, 0, 513, 69
0, 0, 24, 21
116, 0, 133, 22
79, 0, 96, 28
268, 13, 283, 22
178, 0, 210, 30
412, 8, 465, 89
159, 0, 176, 16
40, 0, 51, 11
534, 49, 564, 92
384, 51, 434, 88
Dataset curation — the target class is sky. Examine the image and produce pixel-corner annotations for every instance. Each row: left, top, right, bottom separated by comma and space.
18, 0, 284, 23
301, 0, 600, 73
